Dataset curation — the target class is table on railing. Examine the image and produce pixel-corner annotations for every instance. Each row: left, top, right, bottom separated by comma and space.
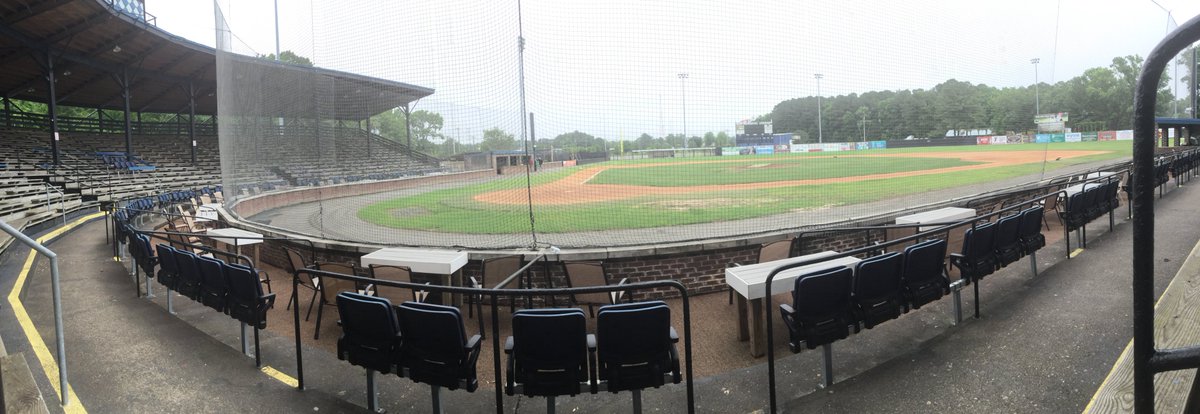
726, 251, 862, 357
359, 247, 469, 306
205, 227, 262, 265
895, 206, 976, 231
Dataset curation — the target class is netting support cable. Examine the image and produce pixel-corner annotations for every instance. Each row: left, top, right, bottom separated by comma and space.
517, 0, 537, 247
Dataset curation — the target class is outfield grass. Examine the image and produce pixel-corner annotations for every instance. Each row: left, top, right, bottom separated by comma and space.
357, 141, 1131, 234
588, 156, 978, 187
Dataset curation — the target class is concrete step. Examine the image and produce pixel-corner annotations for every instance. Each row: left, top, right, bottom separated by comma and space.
0, 353, 50, 414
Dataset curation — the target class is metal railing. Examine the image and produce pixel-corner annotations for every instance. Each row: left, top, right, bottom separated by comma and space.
291, 267, 697, 414
1130, 14, 1200, 413
0, 220, 70, 406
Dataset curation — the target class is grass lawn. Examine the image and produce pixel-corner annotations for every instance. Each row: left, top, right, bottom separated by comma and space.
357, 141, 1131, 233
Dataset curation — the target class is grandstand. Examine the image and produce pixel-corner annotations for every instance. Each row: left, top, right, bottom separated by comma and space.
3, 1, 1200, 414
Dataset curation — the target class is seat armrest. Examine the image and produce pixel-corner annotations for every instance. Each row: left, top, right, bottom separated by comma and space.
669, 327, 679, 343
504, 336, 515, 354
470, 276, 481, 289
465, 334, 482, 352
361, 283, 376, 296
587, 334, 597, 350
586, 334, 598, 394
416, 282, 431, 303
779, 303, 795, 319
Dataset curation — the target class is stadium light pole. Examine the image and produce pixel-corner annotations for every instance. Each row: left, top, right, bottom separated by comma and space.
678, 73, 688, 149
814, 73, 824, 144
1030, 58, 1040, 115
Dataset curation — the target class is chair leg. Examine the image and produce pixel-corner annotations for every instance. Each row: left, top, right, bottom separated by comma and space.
632, 389, 643, 414
254, 325, 262, 368
286, 294, 294, 311
728, 286, 733, 305
821, 343, 834, 388
366, 369, 380, 413
314, 298, 325, 340
547, 396, 556, 414
305, 288, 318, 321
431, 385, 443, 414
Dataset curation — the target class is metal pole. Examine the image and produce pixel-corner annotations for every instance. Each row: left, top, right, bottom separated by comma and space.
0, 220, 70, 406
678, 73, 688, 148
46, 51, 61, 166
814, 73, 823, 144
274, 0, 282, 61
1031, 58, 1040, 116
122, 69, 133, 162
188, 82, 196, 165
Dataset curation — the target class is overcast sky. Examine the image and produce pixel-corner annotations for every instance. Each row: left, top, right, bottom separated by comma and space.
147, 0, 1200, 143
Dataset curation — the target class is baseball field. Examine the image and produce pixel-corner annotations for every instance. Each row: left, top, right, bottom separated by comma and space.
357, 141, 1131, 234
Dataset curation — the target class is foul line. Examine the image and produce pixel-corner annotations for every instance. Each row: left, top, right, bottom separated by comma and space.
7, 211, 103, 414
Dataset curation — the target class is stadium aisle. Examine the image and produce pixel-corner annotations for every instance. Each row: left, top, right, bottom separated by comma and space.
780, 183, 1200, 413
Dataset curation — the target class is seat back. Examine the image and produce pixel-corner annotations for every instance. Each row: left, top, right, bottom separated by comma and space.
483, 255, 523, 289
596, 301, 679, 392
563, 261, 613, 306
1017, 206, 1047, 253
155, 243, 178, 288
509, 308, 590, 397
397, 301, 478, 391
993, 214, 1023, 266
961, 222, 996, 261
787, 266, 855, 349
173, 249, 203, 299
336, 292, 400, 373
226, 262, 268, 327
369, 265, 418, 304
285, 248, 318, 287
197, 255, 230, 312
317, 262, 359, 302
901, 239, 949, 309
758, 239, 792, 263
852, 253, 904, 328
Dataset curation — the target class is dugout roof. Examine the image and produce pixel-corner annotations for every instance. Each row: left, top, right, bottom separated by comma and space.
0, 0, 433, 119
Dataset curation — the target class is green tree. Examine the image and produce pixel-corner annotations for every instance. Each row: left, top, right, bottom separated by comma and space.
480, 127, 517, 151
258, 50, 314, 66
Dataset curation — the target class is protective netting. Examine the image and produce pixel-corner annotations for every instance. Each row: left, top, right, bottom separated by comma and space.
215, 1, 1193, 249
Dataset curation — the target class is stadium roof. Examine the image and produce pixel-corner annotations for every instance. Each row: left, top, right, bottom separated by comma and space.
1156, 117, 1200, 127
0, 0, 433, 119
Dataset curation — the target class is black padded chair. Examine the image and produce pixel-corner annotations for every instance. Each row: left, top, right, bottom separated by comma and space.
133, 234, 158, 296
1059, 192, 1087, 232
173, 249, 203, 301
336, 292, 402, 412
992, 213, 1023, 268
779, 266, 856, 353
948, 222, 997, 284
900, 239, 950, 310
596, 301, 680, 413
1017, 206, 1046, 256
197, 255, 230, 313
227, 262, 276, 367
155, 243, 179, 291
506, 308, 595, 413
396, 301, 482, 413
851, 253, 905, 329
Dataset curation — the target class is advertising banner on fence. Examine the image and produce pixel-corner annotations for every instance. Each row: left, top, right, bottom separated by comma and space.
1035, 134, 1051, 143
774, 144, 791, 153
1117, 130, 1134, 140
1082, 132, 1098, 142
991, 135, 1008, 144
855, 142, 869, 150
754, 146, 775, 155
1051, 133, 1066, 143
977, 136, 992, 145
869, 140, 887, 149
1098, 131, 1116, 141
1065, 132, 1082, 142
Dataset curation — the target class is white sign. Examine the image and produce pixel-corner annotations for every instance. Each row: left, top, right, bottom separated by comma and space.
1065, 132, 1082, 142
1116, 130, 1134, 141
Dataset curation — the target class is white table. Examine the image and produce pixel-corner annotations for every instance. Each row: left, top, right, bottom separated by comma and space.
896, 207, 977, 231
195, 203, 220, 223
1086, 171, 1115, 179
206, 227, 263, 266
726, 251, 862, 357
360, 247, 469, 305
1063, 182, 1104, 197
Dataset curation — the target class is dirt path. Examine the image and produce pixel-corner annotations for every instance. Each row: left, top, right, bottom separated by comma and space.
473, 150, 1108, 206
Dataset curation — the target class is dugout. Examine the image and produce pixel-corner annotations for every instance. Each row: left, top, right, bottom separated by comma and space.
1155, 117, 1200, 147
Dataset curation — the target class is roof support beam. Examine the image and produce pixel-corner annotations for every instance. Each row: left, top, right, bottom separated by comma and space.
119, 68, 132, 161
2, 0, 74, 26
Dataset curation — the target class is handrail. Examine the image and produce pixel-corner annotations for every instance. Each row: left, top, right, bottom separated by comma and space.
1130, 15, 1200, 412
0, 219, 70, 406
292, 268, 696, 413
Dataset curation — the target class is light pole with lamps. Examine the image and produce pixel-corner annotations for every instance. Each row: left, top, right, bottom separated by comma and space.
678, 73, 688, 149
1030, 58, 1040, 115
814, 73, 824, 143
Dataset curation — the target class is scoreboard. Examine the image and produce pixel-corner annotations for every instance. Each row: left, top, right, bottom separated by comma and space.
736, 121, 775, 146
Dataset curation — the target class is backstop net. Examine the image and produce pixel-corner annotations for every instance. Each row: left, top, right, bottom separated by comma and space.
215, 1, 1188, 250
